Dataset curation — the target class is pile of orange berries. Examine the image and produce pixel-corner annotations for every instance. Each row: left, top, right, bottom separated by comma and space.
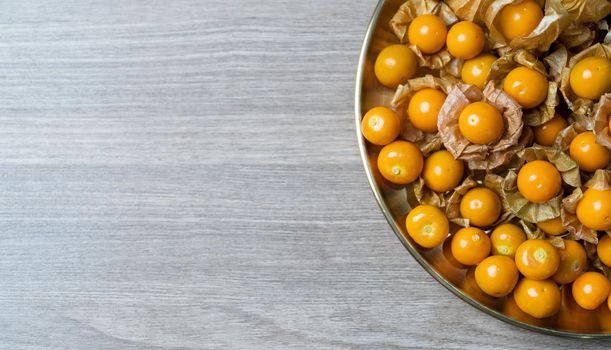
361, 0, 611, 323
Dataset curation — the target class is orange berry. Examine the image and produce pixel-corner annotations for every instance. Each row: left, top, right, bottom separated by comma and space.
361, 107, 401, 145
552, 240, 587, 285
406, 205, 450, 248
374, 45, 417, 88
458, 102, 504, 144
460, 187, 502, 228
517, 160, 562, 203
534, 115, 567, 146
503, 66, 548, 109
536, 217, 566, 236
408, 14, 447, 54
569, 56, 611, 100
499, 0, 543, 41
513, 278, 561, 318
490, 223, 526, 258
446, 21, 485, 60
422, 150, 464, 193
576, 188, 611, 231
572, 272, 611, 310
475, 255, 519, 297
598, 234, 611, 267
515, 239, 560, 280
569, 131, 611, 172
461, 54, 496, 89
407, 88, 447, 133
451, 227, 491, 265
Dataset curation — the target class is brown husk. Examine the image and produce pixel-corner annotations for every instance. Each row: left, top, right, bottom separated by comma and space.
445, 0, 494, 25
391, 75, 458, 142
389, 0, 460, 71
413, 177, 447, 207
438, 82, 531, 170
485, 0, 570, 51
558, 22, 597, 51
593, 93, 611, 150
559, 0, 611, 23
519, 219, 546, 240
518, 145, 581, 187
555, 43, 611, 116
487, 50, 559, 126
561, 170, 611, 244
445, 174, 512, 226
554, 119, 591, 151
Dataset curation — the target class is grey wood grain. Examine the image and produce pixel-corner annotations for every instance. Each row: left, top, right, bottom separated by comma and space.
0, 0, 608, 349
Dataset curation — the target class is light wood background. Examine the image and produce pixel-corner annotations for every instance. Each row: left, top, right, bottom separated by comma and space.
0, 0, 608, 348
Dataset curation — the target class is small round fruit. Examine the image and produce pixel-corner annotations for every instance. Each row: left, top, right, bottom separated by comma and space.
515, 239, 560, 280
534, 115, 567, 146
499, 0, 544, 41
503, 66, 548, 109
598, 234, 611, 267
513, 278, 561, 318
576, 188, 611, 231
569, 56, 611, 100
461, 54, 496, 89
536, 217, 566, 236
377, 141, 424, 185
446, 21, 485, 60
361, 107, 401, 145
458, 102, 504, 144
408, 14, 447, 54
460, 187, 502, 227
569, 131, 611, 172
552, 240, 587, 285
609, 294, 611, 312
407, 88, 447, 133
406, 205, 450, 248
516, 160, 562, 203
572, 272, 611, 310
375, 44, 417, 88
490, 223, 526, 258
475, 255, 519, 297
422, 150, 464, 192
451, 227, 491, 265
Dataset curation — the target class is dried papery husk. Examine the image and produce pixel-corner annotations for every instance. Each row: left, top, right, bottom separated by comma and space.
485, 0, 570, 51
557, 43, 611, 116
445, 174, 511, 227
592, 257, 611, 279
546, 236, 566, 249
518, 145, 581, 187
392, 75, 458, 142
561, 170, 611, 244
558, 22, 597, 51
438, 82, 531, 170
559, 0, 611, 23
413, 177, 448, 207
593, 93, 611, 150
389, 0, 460, 71
519, 219, 546, 240
487, 50, 559, 126
445, 0, 494, 25
503, 169, 563, 224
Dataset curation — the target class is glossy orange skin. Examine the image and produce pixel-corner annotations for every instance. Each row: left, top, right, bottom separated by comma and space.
598, 234, 611, 267
462, 267, 503, 309
569, 131, 611, 172
460, 187, 502, 227
374, 44, 417, 88
513, 278, 561, 318
569, 56, 611, 100
558, 287, 599, 333
405, 205, 450, 248
461, 54, 496, 89
572, 272, 611, 310
503, 292, 550, 327
533, 115, 567, 146
515, 239, 560, 280
377, 141, 423, 185
536, 217, 566, 236
475, 255, 519, 297
407, 88, 447, 133
423, 150, 464, 193
576, 188, 611, 231
458, 102, 504, 144
609, 293, 611, 312
361, 107, 401, 145
490, 223, 526, 258
499, 0, 544, 41
516, 160, 562, 203
552, 239, 587, 285
408, 14, 447, 54
446, 21, 485, 60
451, 227, 491, 265
503, 66, 548, 109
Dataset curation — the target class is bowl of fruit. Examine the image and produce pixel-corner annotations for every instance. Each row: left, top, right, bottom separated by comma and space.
355, 0, 611, 337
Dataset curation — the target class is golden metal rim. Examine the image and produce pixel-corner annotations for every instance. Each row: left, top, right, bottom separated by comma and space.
353, 0, 610, 339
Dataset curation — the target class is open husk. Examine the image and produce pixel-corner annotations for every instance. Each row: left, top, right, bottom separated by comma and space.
558, 22, 597, 52
559, 0, 611, 23
561, 169, 611, 244
593, 93, 611, 150
438, 82, 532, 170
391, 74, 458, 143
554, 118, 591, 151
486, 50, 559, 126
485, 0, 570, 51
445, 174, 512, 227
502, 146, 580, 223
389, 0, 460, 72
445, 0, 493, 25
552, 43, 611, 116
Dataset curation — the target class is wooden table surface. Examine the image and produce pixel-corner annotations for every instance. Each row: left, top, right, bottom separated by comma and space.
0, 0, 608, 348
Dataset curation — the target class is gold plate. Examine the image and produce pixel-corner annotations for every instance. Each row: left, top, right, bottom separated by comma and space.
354, 0, 611, 338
